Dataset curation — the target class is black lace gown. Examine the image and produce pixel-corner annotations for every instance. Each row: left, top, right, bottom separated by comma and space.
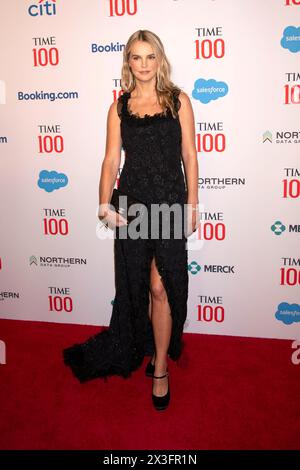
63, 89, 189, 382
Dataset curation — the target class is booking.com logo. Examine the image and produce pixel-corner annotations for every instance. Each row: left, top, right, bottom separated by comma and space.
18, 90, 79, 102
91, 42, 125, 53
28, 0, 57, 17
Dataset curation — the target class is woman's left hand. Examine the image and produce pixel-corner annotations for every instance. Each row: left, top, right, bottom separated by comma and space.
187, 202, 200, 236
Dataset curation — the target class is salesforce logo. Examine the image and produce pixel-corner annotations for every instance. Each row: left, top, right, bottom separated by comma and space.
275, 302, 300, 325
280, 26, 300, 53
91, 42, 125, 53
192, 78, 228, 104
38, 170, 68, 192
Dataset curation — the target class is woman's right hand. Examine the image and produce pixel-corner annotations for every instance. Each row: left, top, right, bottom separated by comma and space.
98, 203, 128, 229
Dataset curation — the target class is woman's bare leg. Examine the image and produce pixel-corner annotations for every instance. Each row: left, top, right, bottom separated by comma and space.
148, 291, 155, 365
150, 257, 171, 396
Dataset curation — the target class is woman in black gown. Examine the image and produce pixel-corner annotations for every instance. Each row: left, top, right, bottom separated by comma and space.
63, 30, 199, 411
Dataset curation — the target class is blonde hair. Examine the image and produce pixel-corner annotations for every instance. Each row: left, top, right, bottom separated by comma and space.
120, 30, 181, 118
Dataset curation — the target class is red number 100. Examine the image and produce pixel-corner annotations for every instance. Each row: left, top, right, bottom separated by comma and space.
33, 48, 59, 66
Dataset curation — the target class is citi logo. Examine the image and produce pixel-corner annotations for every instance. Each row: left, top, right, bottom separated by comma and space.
28, 0, 57, 17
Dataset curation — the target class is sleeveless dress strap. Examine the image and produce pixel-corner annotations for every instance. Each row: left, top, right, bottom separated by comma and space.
172, 89, 181, 113
117, 92, 130, 118
116, 93, 124, 118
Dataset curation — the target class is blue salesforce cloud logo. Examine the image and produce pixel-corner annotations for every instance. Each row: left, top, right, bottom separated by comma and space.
38, 170, 68, 192
280, 26, 300, 53
192, 78, 228, 104
275, 302, 300, 325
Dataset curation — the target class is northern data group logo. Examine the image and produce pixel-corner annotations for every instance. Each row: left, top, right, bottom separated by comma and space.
262, 130, 300, 144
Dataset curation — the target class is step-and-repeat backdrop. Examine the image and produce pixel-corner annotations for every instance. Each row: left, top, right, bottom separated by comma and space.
0, 0, 299, 340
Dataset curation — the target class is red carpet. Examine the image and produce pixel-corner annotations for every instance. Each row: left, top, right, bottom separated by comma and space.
0, 318, 299, 450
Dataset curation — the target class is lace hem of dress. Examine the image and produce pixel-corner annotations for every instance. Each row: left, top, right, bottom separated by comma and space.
127, 107, 171, 121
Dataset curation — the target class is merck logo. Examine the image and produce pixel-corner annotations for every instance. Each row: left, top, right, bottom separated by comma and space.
271, 220, 286, 235
28, 0, 57, 17
188, 261, 201, 275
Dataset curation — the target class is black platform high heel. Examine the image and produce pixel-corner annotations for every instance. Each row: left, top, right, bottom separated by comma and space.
152, 371, 170, 411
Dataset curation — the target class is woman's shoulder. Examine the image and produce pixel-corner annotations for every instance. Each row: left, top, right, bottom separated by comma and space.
172, 88, 188, 101
113, 91, 129, 118
170, 87, 185, 112
172, 88, 191, 113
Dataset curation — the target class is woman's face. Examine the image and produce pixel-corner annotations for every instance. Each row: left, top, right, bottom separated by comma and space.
128, 40, 159, 83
